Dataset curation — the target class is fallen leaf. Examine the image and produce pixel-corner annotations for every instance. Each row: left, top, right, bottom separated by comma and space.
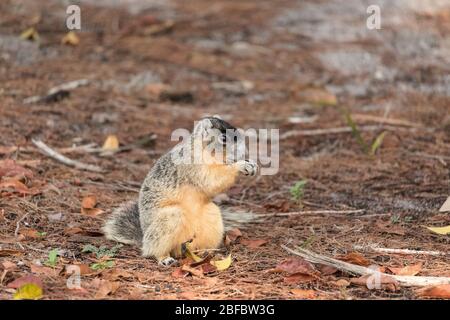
240, 238, 268, 248
439, 197, 450, 212
376, 221, 406, 236
226, 228, 242, 242
19, 228, 41, 239
426, 225, 450, 235
181, 265, 204, 278
0, 159, 33, 179
61, 31, 79, 46
81, 208, 104, 217
284, 273, 315, 284
94, 279, 119, 299
201, 263, 218, 274
13, 283, 43, 300
388, 263, 422, 276
274, 257, 317, 275
291, 289, 318, 299
184, 242, 203, 263
64, 227, 83, 235
66, 264, 95, 276
350, 274, 399, 291
0, 179, 40, 195
20, 27, 39, 41
416, 284, 450, 299
147, 83, 170, 98
210, 254, 232, 271
317, 264, 338, 275
172, 267, 189, 278
179, 291, 196, 300
31, 264, 61, 276
337, 252, 370, 267
331, 279, 350, 288
82, 195, 97, 209
102, 135, 119, 151
102, 268, 134, 280
2, 260, 17, 270
7, 275, 43, 289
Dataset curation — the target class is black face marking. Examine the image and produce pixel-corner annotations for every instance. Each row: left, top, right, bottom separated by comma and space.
204, 117, 239, 145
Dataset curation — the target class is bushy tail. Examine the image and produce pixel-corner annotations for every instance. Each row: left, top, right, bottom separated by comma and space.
102, 200, 143, 247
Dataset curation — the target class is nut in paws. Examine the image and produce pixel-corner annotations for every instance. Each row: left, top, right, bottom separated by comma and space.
243, 160, 258, 176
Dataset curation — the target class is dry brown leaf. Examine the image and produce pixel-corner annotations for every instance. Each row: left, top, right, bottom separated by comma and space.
0, 179, 40, 195
66, 264, 95, 276
181, 265, 204, 278
388, 263, 422, 276
240, 238, 268, 248
178, 291, 196, 300
297, 87, 337, 107
337, 252, 370, 266
350, 274, 399, 291
226, 228, 242, 242
274, 257, 317, 275
284, 273, 315, 284
102, 268, 134, 280
30, 264, 61, 277
81, 208, 104, 217
82, 195, 97, 209
331, 279, 350, 288
2, 260, 17, 270
64, 227, 83, 235
19, 228, 41, 239
291, 289, 318, 299
416, 284, 450, 299
93, 279, 119, 299
172, 267, 189, 278
7, 274, 43, 289
0, 159, 33, 179
317, 264, 338, 275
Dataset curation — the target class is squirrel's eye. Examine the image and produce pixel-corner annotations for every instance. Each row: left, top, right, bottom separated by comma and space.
218, 134, 227, 145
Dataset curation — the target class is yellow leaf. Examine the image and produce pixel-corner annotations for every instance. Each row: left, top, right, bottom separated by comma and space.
102, 135, 119, 151
61, 31, 80, 46
426, 225, 450, 235
13, 283, 43, 300
210, 254, 232, 271
20, 27, 39, 41
184, 242, 203, 263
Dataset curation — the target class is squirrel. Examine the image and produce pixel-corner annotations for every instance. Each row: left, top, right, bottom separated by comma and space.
102, 116, 258, 266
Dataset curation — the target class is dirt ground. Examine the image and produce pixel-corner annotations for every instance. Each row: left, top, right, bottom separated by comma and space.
0, 0, 449, 300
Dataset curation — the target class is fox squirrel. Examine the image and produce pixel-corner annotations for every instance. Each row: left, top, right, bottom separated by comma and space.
103, 117, 258, 266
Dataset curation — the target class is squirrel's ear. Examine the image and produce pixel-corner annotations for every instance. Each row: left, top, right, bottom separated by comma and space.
193, 118, 213, 138
212, 114, 222, 119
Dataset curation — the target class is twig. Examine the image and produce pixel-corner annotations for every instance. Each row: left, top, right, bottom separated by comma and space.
351, 114, 422, 128
260, 209, 365, 217
23, 79, 89, 104
31, 139, 105, 173
354, 244, 448, 257
14, 212, 30, 237
282, 245, 450, 287
280, 125, 417, 140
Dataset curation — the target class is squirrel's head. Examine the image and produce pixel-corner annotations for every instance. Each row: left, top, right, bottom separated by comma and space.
192, 116, 246, 165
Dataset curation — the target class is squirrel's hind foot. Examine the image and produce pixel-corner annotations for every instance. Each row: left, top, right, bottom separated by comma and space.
158, 256, 178, 267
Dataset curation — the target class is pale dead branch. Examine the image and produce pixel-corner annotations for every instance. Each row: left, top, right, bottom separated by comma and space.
31, 139, 105, 173
23, 79, 89, 104
353, 244, 448, 257
282, 245, 450, 287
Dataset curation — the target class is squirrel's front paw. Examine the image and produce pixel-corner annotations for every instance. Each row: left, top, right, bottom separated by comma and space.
237, 160, 258, 176
158, 256, 178, 267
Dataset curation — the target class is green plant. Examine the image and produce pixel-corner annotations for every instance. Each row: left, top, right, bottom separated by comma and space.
45, 249, 58, 267
290, 180, 307, 204
390, 214, 401, 224
343, 110, 387, 156
90, 260, 115, 270
82, 244, 122, 259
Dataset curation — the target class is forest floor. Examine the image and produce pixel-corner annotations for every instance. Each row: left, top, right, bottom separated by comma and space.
0, 0, 449, 300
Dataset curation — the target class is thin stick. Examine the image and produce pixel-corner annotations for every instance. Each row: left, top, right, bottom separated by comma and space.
32, 139, 105, 173
354, 245, 448, 257
280, 125, 416, 140
23, 79, 89, 104
351, 114, 422, 128
282, 245, 450, 287
14, 212, 30, 237
260, 209, 365, 217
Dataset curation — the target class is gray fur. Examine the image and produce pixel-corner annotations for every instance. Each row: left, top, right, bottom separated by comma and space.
102, 117, 253, 257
